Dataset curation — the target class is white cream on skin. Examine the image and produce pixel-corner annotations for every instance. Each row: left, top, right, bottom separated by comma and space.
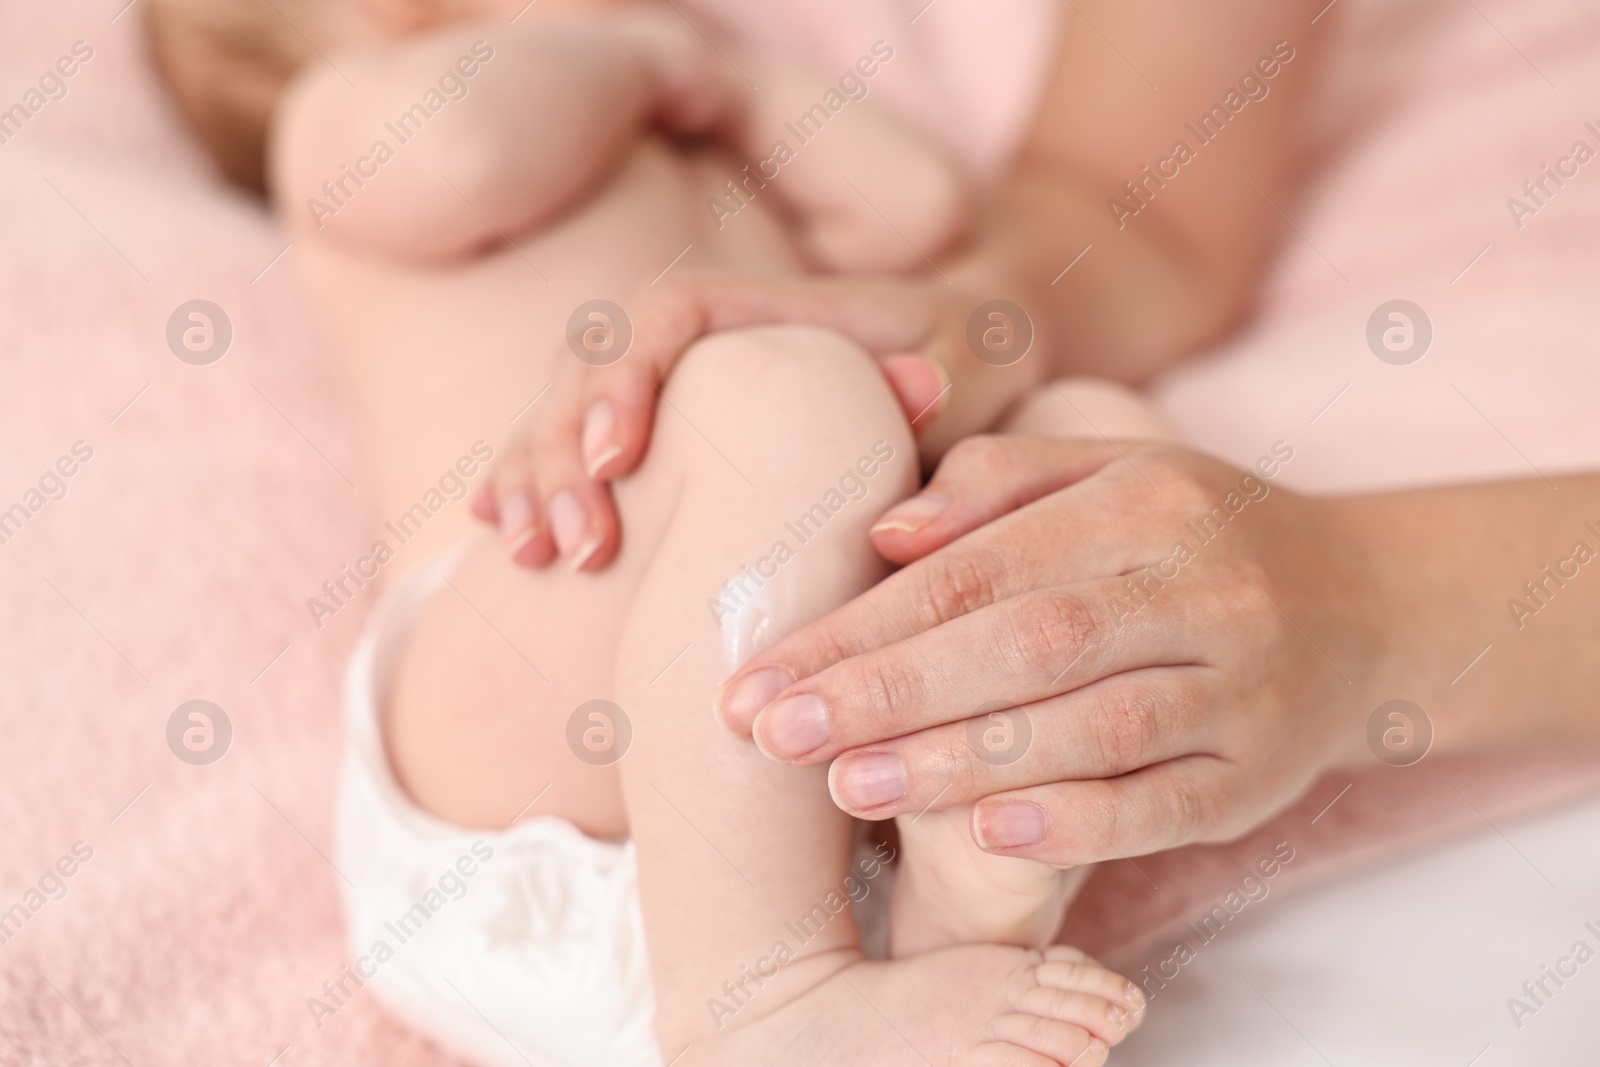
717, 568, 788, 674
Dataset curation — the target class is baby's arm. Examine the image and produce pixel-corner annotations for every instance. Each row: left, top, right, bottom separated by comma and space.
271, 13, 729, 259
723, 52, 970, 274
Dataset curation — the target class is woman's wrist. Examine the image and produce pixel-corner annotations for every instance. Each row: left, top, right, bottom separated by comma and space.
1319, 477, 1600, 761
1311, 491, 1429, 767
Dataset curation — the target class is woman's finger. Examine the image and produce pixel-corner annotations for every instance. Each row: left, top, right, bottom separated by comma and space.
869, 434, 1125, 564
970, 755, 1230, 865
873, 352, 950, 434
715, 532, 1034, 737
487, 421, 557, 567
574, 274, 931, 487
579, 360, 659, 481
747, 573, 1206, 765
715, 462, 1156, 737
824, 667, 1214, 818
528, 380, 621, 572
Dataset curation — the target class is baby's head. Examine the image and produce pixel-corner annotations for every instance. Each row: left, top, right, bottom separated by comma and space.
144, 0, 537, 191
148, 0, 344, 192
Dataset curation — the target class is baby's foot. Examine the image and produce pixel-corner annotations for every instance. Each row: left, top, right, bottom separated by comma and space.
890, 803, 1086, 958
682, 943, 1143, 1067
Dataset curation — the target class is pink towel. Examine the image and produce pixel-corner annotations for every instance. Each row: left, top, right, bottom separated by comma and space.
1, 0, 1597, 1063
0, 8, 447, 1064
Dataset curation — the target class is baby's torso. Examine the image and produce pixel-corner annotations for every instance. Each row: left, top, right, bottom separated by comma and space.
297, 138, 805, 570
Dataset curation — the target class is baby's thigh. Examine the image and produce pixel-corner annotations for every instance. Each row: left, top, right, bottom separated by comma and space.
1002, 378, 1181, 442
385, 323, 915, 838
305, 138, 804, 571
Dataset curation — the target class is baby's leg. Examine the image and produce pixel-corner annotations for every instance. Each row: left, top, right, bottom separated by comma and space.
343, 137, 798, 832
889, 379, 1179, 965
309, 77, 1142, 1053
617, 334, 1139, 1065
276, 10, 730, 260
612, 327, 905, 1045
389, 331, 1142, 1065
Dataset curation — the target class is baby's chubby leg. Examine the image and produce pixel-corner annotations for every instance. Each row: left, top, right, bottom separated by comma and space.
612, 325, 914, 1048
392, 329, 1141, 1065
617, 333, 1140, 1066
887, 379, 1178, 971
273, 10, 733, 261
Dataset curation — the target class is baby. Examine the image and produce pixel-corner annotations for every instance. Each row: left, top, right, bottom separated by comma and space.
149, 0, 1162, 1062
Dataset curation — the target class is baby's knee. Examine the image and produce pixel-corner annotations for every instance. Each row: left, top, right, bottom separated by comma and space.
670, 324, 886, 412
666, 325, 918, 490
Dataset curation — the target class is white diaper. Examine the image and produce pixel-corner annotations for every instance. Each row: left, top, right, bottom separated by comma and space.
334, 555, 661, 1067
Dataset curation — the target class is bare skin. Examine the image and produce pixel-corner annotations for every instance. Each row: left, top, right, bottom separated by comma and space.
716, 445, 1600, 867
480, 0, 1329, 572
403, 1, 1333, 967
272, 9, 1145, 1062
886, 382, 1183, 958
193, 0, 1594, 1040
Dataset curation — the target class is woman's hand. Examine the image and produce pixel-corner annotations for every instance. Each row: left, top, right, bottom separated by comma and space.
473, 270, 1050, 570
713, 434, 1384, 864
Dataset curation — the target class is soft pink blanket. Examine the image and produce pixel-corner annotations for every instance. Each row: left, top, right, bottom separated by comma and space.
2, 0, 1597, 1062
0, 5, 444, 1063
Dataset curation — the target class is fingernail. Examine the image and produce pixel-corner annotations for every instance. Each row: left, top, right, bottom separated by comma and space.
870, 490, 949, 536
501, 493, 538, 552
910, 355, 951, 429
582, 401, 622, 478
716, 666, 792, 728
973, 801, 1048, 849
1123, 981, 1146, 1009
548, 491, 589, 562
831, 752, 907, 810
569, 536, 602, 571
912, 353, 951, 403
757, 693, 830, 759
880, 351, 950, 430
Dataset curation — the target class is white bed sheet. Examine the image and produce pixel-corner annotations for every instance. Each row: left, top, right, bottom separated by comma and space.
1112, 795, 1600, 1064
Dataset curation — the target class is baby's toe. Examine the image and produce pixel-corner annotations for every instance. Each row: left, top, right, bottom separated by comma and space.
1032, 954, 1146, 1041
1016, 985, 1142, 1047
987, 1013, 1106, 1067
